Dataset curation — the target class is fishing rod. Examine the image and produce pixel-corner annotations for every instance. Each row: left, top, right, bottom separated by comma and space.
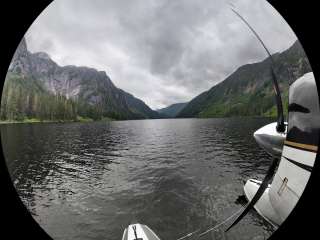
173, 5, 289, 239
225, 5, 286, 232
230, 7, 285, 133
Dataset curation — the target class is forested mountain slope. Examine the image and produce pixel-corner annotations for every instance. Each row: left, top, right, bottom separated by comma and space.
1, 38, 162, 121
177, 40, 311, 118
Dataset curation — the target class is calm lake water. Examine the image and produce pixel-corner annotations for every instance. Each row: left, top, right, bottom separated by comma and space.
1, 118, 276, 240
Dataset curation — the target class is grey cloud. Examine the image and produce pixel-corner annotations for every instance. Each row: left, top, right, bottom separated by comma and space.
25, 0, 296, 109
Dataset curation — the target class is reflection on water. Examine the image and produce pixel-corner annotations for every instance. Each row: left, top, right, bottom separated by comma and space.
1, 118, 275, 240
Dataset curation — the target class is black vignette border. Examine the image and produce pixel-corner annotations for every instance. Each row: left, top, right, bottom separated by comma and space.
0, 0, 319, 239
0, 1, 54, 239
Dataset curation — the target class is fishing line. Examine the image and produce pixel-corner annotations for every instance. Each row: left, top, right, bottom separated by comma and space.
198, 205, 246, 237
176, 228, 200, 240
175, 203, 249, 240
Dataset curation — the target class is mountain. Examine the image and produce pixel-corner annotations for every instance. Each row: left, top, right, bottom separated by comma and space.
177, 40, 312, 118
157, 102, 188, 118
1, 38, 162, 121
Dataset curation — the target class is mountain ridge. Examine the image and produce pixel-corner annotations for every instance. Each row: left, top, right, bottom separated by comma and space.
156, 102, 188, 118
2, 38, 163, 121
177, 40, 311, 118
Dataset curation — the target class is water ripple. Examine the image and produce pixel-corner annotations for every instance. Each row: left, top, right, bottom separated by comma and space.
1, 118, 275, 240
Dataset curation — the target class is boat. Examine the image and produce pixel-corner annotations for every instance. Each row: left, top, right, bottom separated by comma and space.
225, 7, 319, 232
121, 7, 319, 238
122, 223, 161, 240
242, 71, 319, 227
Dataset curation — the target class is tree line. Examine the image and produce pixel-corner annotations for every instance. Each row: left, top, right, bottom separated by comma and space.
0, 73, 110, 122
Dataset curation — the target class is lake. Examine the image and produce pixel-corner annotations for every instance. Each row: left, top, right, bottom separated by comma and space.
1, 118, 276, 240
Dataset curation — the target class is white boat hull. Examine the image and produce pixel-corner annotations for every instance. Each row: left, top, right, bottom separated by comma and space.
245, 72, 318, 227
243, 179, 281, 227
122, 223, 161, 240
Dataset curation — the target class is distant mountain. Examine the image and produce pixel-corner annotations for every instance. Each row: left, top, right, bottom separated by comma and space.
157, 102, 188, 118
1, 38, 162, 121
177, 40, 312, 118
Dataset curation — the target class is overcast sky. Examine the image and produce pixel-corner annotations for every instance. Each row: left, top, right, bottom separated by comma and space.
25, 0, 297, 109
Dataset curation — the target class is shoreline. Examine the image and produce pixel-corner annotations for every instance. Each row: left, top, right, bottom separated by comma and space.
0, 116, 114, 125
0, 115, 277, 125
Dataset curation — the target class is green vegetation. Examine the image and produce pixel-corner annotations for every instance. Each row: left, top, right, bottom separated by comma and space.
198, 86, 289, 118
0, 118, 80, 124
178, 40, 311, 119
1, 73, 77, 122
2, 40, 309, 123
2, 36, 163, 124
0, 73, 116, 124
76, 116, 94, 122
157, 102, 188, 118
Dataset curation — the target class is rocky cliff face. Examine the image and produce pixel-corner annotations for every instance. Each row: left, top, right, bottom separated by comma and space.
7, 38, 162, 120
